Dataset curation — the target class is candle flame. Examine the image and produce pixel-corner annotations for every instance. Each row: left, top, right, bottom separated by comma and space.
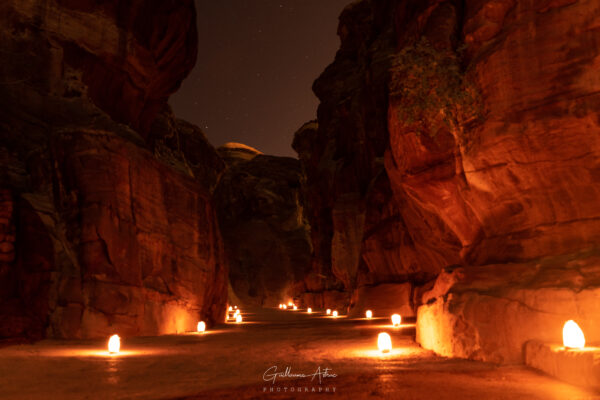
366, 310, 373, 319
307, 307, 312, 313
332, 310, 338, 317
108, 334, 120, 354
236, 314, 242, 323
326, 309, 331, 315
197, 321, 206, 333
391, 314, 401, 327
563, 320, 585, 349
377, 332, 392, 353
293, 305, 298, 310
228, 306, 233, 311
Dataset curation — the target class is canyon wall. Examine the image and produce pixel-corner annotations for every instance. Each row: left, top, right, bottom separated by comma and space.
296, 0, 600, 361
214, 144, 311, 307
0, 0, 227, 340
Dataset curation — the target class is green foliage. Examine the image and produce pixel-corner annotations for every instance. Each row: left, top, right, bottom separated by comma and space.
389, 37, 483, 145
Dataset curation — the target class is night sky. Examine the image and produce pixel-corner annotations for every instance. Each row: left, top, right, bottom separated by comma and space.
169, 0, 352, 158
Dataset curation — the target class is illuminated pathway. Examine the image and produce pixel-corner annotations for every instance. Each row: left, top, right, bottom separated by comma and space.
0, 308, 595, 399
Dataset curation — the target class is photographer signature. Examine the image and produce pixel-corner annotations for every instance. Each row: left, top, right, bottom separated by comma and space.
263, 366, 337, 384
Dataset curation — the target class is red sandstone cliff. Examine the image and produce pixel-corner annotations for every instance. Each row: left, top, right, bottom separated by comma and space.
295, 0, 600, 361
214, 144, 312, 307
0, 0, 227, 340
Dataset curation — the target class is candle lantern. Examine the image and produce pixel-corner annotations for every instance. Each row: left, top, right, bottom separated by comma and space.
563, 320, 585, 349
108, 334, 120, 354
377, 332, 392, 353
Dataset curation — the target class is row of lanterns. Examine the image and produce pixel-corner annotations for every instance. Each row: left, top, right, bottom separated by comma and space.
105, 306, 587, 355
277, 302, 405, 353
106, 305, 244, 354
276, 302, 588, 354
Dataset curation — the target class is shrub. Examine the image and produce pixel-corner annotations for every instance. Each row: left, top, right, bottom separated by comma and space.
389, 37, 483, 147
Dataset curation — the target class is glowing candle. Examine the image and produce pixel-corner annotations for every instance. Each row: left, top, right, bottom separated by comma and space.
228, 306, 233, 311
366, 310, 373, 319
234, 306, 238, 309
563, 320, 585, 349
293, 305, 298, 310
235, 309, 240, 316
391, 314, 401, 327
377, 332, 392, 353
197, 321, 206, 333
236, 314, 242, 323
278, 304, 282, 309
326, 309, 331, 315
288, 301, 293, 306
332, 310, 338, 317
283, 304, 287, 309
108, 334, 120, 354
307, 307, 312, 313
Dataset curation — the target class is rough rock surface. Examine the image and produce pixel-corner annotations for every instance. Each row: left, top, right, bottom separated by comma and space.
214, 147, 311, 306
292, 0, 401, 306
525, 340, 600, 390
417, 252, 600, 363
0, 0, 227, 340
297, 0, 600, 362
0, 0, 197, 137
348, 283, 414, 319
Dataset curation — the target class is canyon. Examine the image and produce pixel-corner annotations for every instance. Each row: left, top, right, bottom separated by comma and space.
1, 0, 599, 396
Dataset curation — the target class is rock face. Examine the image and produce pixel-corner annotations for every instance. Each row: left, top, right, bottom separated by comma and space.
217, 142, 263, 166
296, 0, 600, 362
292, 1, 402, 311
417, 253, 600, 363
0, 0, 227, 340
214, 145, 311, 306
0, 0, 197, 137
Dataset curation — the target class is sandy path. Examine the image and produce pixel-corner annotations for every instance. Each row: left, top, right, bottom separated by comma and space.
0, 308, 596, 399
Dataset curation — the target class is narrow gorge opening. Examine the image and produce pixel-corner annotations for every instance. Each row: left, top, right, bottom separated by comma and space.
1, 0, 600, 399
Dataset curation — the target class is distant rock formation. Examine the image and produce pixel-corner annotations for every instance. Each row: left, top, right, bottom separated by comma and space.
0, 0, 227, 340
295, 0, 600, 362
218, 142, 263, 166
214, 144, 311, 306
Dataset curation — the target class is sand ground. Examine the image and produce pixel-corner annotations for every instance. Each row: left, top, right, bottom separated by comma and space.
0, 307, 597, 399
